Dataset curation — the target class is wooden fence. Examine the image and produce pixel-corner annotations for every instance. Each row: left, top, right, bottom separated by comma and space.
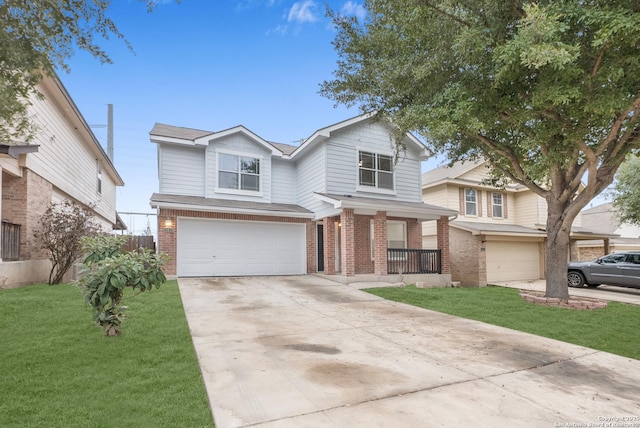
121, 235, 156, 253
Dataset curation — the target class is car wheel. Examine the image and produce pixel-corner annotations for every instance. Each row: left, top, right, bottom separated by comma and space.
567, 271, 585, 288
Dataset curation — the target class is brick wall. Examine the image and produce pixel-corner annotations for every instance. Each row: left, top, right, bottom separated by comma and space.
340, 209, 355, 276
157, 208, 314, 276
323, 216, 337, 275
436, 217, 450, 274
373, 212, 387, 275
354, 214, 374, 274
449, 227, 486, 286
2, 169, 52, 261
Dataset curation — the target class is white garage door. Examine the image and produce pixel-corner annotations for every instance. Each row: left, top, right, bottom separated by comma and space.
486, 241, 541, 282
177, 218, 306, 277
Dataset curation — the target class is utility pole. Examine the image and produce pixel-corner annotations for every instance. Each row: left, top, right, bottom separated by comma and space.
107, 103, 114, 162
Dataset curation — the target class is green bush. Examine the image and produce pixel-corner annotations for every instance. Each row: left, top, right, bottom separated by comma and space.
77, 236, 168, 336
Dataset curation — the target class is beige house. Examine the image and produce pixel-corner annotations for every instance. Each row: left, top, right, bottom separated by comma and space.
0, 74, 124, 287
577, 203, 640, 260
421, 160, 612, 287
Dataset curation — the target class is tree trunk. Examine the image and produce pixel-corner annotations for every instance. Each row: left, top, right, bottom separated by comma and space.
544, 198, 574, 299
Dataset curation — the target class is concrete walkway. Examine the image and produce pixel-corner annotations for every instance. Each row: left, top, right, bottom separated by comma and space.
178, 276, 640, 428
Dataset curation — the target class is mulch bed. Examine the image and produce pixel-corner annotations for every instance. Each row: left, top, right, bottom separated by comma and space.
519, 290, 608, 310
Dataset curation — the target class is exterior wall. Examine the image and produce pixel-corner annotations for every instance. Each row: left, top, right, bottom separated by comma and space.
512, 191, 543, 227
2, 169, 52, 261
271, 158, 297, 204
449, 227, 486, 287
157, 208, 313, 276
159, 144, 205, 196
23, 82, 118, 224
325, 121, 423, 202
354, 214, 374, 274
295, 142, 326, 213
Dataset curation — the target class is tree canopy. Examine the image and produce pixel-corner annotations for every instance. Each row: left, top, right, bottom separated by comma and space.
610, 155, 640, 226
321, 0, 640, 298
0, 0, 159, 144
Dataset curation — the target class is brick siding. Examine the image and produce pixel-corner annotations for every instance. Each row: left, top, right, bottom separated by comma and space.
2, 170, 52, 261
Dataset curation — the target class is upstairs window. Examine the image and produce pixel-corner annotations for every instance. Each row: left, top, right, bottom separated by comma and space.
97, 162, 102, 194
491, 192, 503, 218
465, 189, 477, 216
358, 151, 393, 190
218, 153, 260, 192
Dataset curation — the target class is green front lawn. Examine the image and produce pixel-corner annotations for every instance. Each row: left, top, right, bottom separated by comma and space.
365, 285, 640, 360
0, 281, 214, 427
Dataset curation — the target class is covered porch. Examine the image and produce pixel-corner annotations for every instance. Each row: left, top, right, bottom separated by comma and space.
313, 194, 457, 282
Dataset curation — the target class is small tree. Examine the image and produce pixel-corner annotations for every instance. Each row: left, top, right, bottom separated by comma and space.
35, 200, 100, 285
610, 155, 640, 227
78, 235, 168, 336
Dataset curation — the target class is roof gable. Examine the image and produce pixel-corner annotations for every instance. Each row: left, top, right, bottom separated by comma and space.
288, 113, 428, 159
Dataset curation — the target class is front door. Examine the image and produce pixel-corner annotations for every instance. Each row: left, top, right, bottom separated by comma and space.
317, 224, 324, 272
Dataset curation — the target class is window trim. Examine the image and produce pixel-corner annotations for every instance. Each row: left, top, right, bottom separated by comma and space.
97, 161, 102, 195
370, 219, 407, 261
491, 192, 503, 218
215, 150, 263, 196
356, 147, 396, 195
464, 188, 477, 216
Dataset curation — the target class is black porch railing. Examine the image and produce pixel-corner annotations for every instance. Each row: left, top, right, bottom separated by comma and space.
387, 248, 441, 274
2, 221, 21, 261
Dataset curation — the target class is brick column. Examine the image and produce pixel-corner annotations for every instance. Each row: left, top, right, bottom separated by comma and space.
323, 217, 336, 275
407, 218, 422, 249
340, 209, 355, 276
158, 210, 177, 276
306, 220, 316, 273
373, 211, 387, 275
437, 216, 451, 274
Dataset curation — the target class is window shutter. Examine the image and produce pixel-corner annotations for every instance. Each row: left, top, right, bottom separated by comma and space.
503, 193, 508, 219
459, 188, 465, 215
487, 192, 492, 218
477, 190, 483, 217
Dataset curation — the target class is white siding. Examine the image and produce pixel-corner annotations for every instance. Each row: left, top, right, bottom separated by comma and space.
22, 84, 117, 223
296, 143, 326, 212
159, 144, 205, 197
204, 134, 272, 203
271, 158, 296, 204
325, 121, 423, 202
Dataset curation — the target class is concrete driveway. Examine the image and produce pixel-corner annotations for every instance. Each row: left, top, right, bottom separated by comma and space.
178, 276, 640, 428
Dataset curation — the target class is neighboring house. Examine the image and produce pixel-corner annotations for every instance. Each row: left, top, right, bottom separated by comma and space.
577, 203, 640, 260
150, 113, 457, 282
0, 74, 124, 287
421, 160, 613, 286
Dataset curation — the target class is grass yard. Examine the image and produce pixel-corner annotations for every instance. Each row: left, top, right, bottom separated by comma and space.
365, 285, 640, 360
0, 280, 214, 428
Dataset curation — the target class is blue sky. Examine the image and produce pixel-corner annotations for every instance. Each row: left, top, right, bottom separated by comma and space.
58, 0, 380, 233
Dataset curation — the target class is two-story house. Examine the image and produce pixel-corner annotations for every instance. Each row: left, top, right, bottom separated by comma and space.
577, 203, 640, 260
150, 113, 457, 283
0, 74, 124, 287
421, 160, 613, 287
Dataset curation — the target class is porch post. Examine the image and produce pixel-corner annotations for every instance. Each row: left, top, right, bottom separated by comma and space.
323, 217, 336, 275
340, 209, 355, 276
569, 239, 578, 261
603, 238, 610, 255
373, 211, 387, 275
437, 216, 451, 274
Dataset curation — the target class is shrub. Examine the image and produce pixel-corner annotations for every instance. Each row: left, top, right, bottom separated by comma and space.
77, 236, 168, 336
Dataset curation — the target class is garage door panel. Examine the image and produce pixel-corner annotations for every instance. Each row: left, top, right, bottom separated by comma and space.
486, 241, 541, 282
177, 218, 306, 277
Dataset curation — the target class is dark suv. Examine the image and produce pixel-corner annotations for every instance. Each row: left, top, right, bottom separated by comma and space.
567, 252, 640, 289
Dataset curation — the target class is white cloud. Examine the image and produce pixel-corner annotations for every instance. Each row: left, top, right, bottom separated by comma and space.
287, 0, 318, 24
341, 1, 366, 20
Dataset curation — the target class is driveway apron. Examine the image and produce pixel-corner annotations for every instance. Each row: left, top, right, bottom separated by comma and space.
178, 276, 640, 428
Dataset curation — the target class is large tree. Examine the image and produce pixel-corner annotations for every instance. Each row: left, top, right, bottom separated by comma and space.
320, 0, 640, 298
0, 0, 160, 144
